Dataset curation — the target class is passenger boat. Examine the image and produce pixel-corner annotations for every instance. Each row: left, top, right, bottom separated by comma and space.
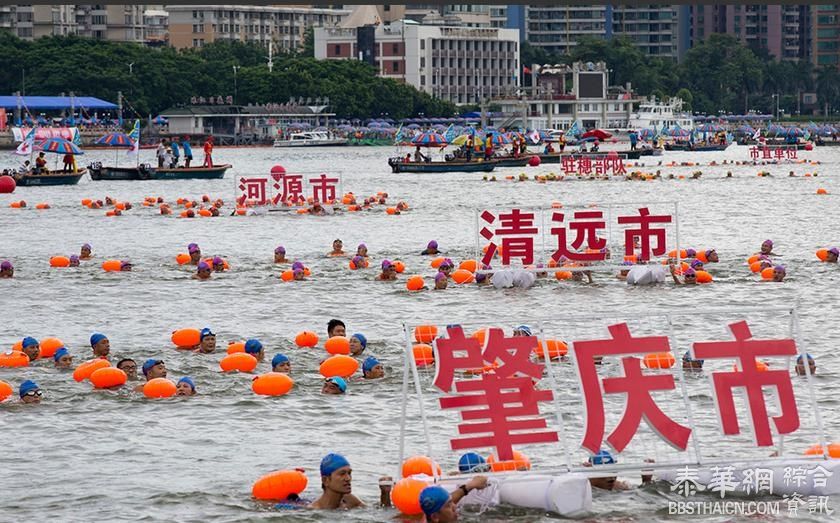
537, 150, 640, 163
627, 97, 694, 131
88, 163, 155, 181
273, 131, 347, 147
388, 157, 496, 173
13, 169, 86, 186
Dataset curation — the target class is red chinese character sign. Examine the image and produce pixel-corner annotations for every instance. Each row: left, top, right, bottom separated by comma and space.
561, 154, 627, 176
235, 167, 341, 208
748, 146, 798, 161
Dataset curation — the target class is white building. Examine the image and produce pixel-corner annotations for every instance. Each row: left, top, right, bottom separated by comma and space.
315, 21, 519, 105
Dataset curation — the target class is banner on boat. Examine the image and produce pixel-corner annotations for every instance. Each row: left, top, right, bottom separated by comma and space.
12, 126, 78, 142
475, 202, 679, 271
748, 146, 799, 161
235, 167, 342, 207
399, 307, 831, 492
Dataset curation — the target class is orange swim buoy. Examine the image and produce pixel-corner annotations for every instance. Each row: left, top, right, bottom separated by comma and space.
39, 337, 64, 359
747, 255, 761, 265
734, 360, 769, 372
319, 354, 358, 378
412, 344, 434, 367
458, 259, 478, 273
555, 270, 572, 280
50, 256, 71, 268
451, 269, 475, 284
816, 249, 828, 261
643, 352, 676, 369
749, 261, 763, 273
533, 339, 568, 360
695, 250, 709, 263
406, 275, 425, 291
324, 336, 351, 355
220, 352, 258, 373
226, 341, 245, 354
73, 358, 111, 382
401, 455, 441, 478
199, 209, 212, 217
817, 188, 828, 195
171, 328, 201, 348
393, 260, 406, 273
695, 270, 713, 283
390, 477, 429, 516
294, 331, 318, 348
0, 350, 29, 368
280, 270, 294, 282
81, 199, 92, 207
471, 328, 489, 346
804, 443, 840, 458
488, 450, 531, 471
9, 200, 25, 208
35, 203, 50, 210
386, 207, 397, 215
143, 378, 177, 398
0, 380, 12, 402
252, 469, 308, 501
176, 253, 191, 265
90, 367, 127, 389
102, 259, 122, 272
252, 372, 294, 396
761, 267, 774, 280
430, 257, 445, 269
414, 325, 438, 343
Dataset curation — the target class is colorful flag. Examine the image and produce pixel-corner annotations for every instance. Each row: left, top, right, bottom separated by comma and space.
14, 128, 35, 156
126, 119, 141, 158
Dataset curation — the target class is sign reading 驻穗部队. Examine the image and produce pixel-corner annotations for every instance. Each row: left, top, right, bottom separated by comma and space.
235, 169, 341, 207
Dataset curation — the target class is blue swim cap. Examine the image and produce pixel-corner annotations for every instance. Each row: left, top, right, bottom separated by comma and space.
177, 376, 196, 391
19, 380, 39, 398
320, 453, 350, 477
458, 452, 487, 473
515, 325, 532, 336
272, 353, 290, 368
325, 377, 347, 393
200, 328, 214, 340
53, 347, 69, 361
362, 356, 380, 373
419, 485, 450, 517
590, 449, 616, 465
142, 359, 163, 376
351, 333, 367, 349
797, 353, 815, 363
22, 337, 38, 349
245, 339, 263, 354
90, 333, 107, 347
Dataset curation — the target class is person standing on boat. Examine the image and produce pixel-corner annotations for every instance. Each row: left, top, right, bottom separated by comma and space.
182, 136, 193, 167
465, 137, 473, 161
170, 136, 181, 168
156, 140, 166, 168
629, 130, 638, 151
34, 152, 48, 174
62, 153, 75, 173
203, 136, 214, 167
484, 133, 494, 160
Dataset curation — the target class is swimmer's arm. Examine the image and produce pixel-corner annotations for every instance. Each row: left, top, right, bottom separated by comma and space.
379, 476, 393, 507
342, 493, 364, 509
668, 263, 681, 284
452, 475, 488, 505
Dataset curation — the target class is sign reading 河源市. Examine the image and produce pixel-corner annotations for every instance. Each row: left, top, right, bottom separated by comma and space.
235, 169, 341, 207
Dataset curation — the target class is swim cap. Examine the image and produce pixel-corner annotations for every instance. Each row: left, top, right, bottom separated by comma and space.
120, 260, 132, 269
291, 261, 304, 271
19, 380, 39, 398
212, 256, 224, 265
0, 261, 12, 270
82, 243, 92, 250
796, 353, 814, 363
188, 243, 200, 253
357, 243, 366, 250
351, 255, 365, 267
245, 339, 263, 354
682, 351, 704, 364
275, 246, 286, 254
762, 240, 773, 247
53, 347, 69, 361
774, 264, 786, 273
475, 272, 487, 283
177, 376, 196, 391
515, 325, 532, 337
441, 258, 454, 268
589, 449, 616, 465
197, 261, 210, 271
325, 377, 347, 393
21, 336, 38, 349
435, 272, 447, 282
142, 359, 163, 376
381, 259, 393, 270
199, 328, 214, 340
690, 259, 704, 269
362, 356, 380, 373
272, 353, 289, 368
293, 268, 304, 277
683, 268, 696, 276
458, 452, 488, 473
90, 333, 107, 347
320, 453, 350, 477
686, 248, 697, 257
70, 255, 79, 262
351, 333, 367, 349
419, 485, 450, 517
706, 249, 716, 256
829, 247, 839, 256
427, 240, 438, 249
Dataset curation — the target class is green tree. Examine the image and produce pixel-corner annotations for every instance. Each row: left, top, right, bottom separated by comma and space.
675, 88, 693, 111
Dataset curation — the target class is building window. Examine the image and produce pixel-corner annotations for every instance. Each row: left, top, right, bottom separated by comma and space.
384, 4, 390, 11
420, 57, 425, 68
392, 43, 399, 54
392, 61, 399, 73
420, 76, 425, 85
420, 40, 425, 50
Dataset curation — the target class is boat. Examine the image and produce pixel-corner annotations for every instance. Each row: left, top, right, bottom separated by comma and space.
152, 164, 232, 180
88, 162, 231, 180
537, 150, 641, 163
493, 154, 538, 167
736, 138, 812, 150
627, 96, 694, 131
88, 163, 155, 181
273, 131, 348, 147
13, 169, 86, 186
664, 142, 730, 152
388, 157, 496, 173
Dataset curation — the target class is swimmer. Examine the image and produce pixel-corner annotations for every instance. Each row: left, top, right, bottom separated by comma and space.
572, 270, 594, 283
475, 264, 492, 285
176, 377, 196, 396
90, 332, 110, 359
617, 261, 633, 280
584, 450, 634, 491
328, 319, 346, 338
771, 264, 786, 282
356, 243, 368, 258
378, 260, 397, 281
322, 377, 347, 395
310, 202, 326, 215
271, 353, 291, 374
795, 354, 816, 376
421, 240, 440, 256
328, 239, 345, 257
826, 247, 839, 263
195, 261, 212, 280
274, 246, 289, 264
704, 249, 719, 263
19, 380, 42, 404
434, 272, 448, 290
195, 328, 216, 353
116, 358, 138, 380
362, 357, 384, 379
0, 260, 14, 278
211, 257, 226, 272
293, 268, 306, 281
120, 260, 132, 272
54, 347, 73, 369
187, 243, 202, 264
690, 259, 704, 271
438, 259, 455, 277
670, 264, 697, 285
350, 255, 367, 269
682, 351, 704, 371
760, 239, 776, 256
418, 476, 490, 523
80, 243, 93, 259
458, 452, 490, 474
308, 453, 391, 510
685, 248, 697, 259
134, 359, 167, 391
21, 337, 40, 362
244, 338, 265, 361
513, 325, 532, 337
69, 255, 80, 267
349, 334, 367, 356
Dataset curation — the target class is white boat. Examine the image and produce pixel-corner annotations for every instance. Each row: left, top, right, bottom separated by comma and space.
627, 97, 694, 131
273, 131, 348, 147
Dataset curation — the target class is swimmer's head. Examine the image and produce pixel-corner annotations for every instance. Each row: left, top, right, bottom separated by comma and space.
588, 449, 618, 490
69, 255, 80, 267
706, 249, 719, 262
188, 243, 200, 254
683, 267, 696, 283
320, 453, 351, 493
332, 239, 343, 250
458, 452, 489, 473
19, 380, 41, 404
322, 377, 347, 395
357, 243, 367, 254
176, 377, 196, 396
292, 268, 305, 280
351, 255, 365, 269
427, 240, 438, 250
116, 358, 137, 379
291, 261, 305, 272
381, 259, 393, 271
514, 325, 532, 337
419, 486, 451, 520
773, 264, 786, 281
682, 351, 704, 370
761, 240, 773, 253
199, 328, 216, 352
53, 347, 72, 368
796, 354, 816, 376
275, 246, 286, 255
685, 248, 697, 258
434, 271, 448, 289
212, 256, 224, 267
349, 333, 367, 355
690, 259, 704, 270
90, 333, 109, 357
271, 353, 290, 373
197, 261, 211, 278
244, 339, 263, 357
362, 356, 384, 379
81, 243, 92, 254
0, 260, 12, 272
120, 260, 132, 271
327, 319, 346, 337
142, 359, 166, 379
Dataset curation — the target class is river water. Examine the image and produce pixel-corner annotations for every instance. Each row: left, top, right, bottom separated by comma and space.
1, 144, 838, 522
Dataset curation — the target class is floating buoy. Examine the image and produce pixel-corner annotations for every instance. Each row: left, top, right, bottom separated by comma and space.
414, 325, 438, 343
294, 331, 318, 348
451, 269, 475, 284
226, 341, 245, 354
73, 358, 111, 382
817, 249, 828, 261
0, 351, 29, 368
555, 270, 572, 280
412, 344, 434, 367
406, 275, 425, 291
817, 188, 828, 195
749, 261, 763, 273
488, 450, 531, 471
35, 203, 50, 210
458, 259, 478, 273
102, 259, 122, 272
747, 255, 761, 265
533, 339, 568, 360
643, 352, 676, 369
143, 378, 177, 398
0, 380, 12, 401
528, 155, 541, 167
0, 175, 16, 194
391, 477, 429, 516
39, 337, 64, 359
90, 367, 127, 389
430, 257, 445, 269
50, 256, 71, 268
176, 253, 191, 265
280, 270, 294, 282
386, 207, 397, 215
695, 270, 713, 283
401, 455, 441, 478
804, 443, 840, 458
171, 328, 201, 348
734, 360, 769, 372
220, 352, 258, 373
393, 260, 405, 273
319, 354, 358, 378
9, 200, 25, 208
252, 469, 308, 501
471, 328, 489, 346
761, 267, 774, 280
252, 372, 294, 396
324, 336, 351, 355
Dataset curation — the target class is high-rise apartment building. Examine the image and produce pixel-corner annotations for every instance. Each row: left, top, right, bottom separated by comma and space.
812, 4, 840, 67
0, 4, 160, 44
691, 5, 809, 60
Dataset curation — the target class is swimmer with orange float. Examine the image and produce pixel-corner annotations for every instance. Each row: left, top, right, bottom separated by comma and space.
421, 240, 440, 256
682, 351, 704, 371
378, 259, 397, 281
349, 334, 367, 356
120, 260, 133, 271
193, 328, 216, 353
825, 247, 839, 263
759, 239, 776, 256
176, 377, 196, 396
307, 453, 392, 510
328, 319, 346, 338
703, 249, 719, 263
21, 337, 41, 362
272, 353, 291, 373
322, 377, 347, 395
418, 476, 490, 523
328, 239, 345, 257
770, 264, 787, 282
90, 333, 110, 359
211, 257, 226, 272
669, 264, 697, 285
362, 357, 384, 379
187, 243, 202, 265
293, 267, 306, 281
195, 261, 212, 280
274, 246, 289, 264
245, 338, 265, 362
117, 358, 138, 379
69, 255, 80, 267
134, 359, 167, 392
434, 272, 448, 290
0, 260, 14, 278
19, 380, 43, 404
438, 259, 455, 277
54, 347, 73, 369
796, 354, 816, 376
80, 243, 93, 260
